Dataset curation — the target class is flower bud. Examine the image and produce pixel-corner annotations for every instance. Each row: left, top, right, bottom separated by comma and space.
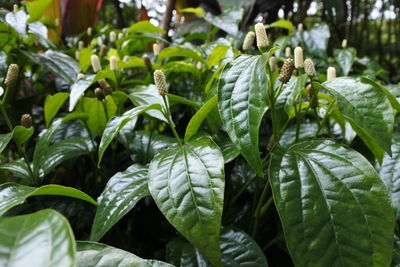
196, 61, 203, 70
242, 31, 255, 51
142, 54, 153, 73
306, 84, 319, 108
87, 27, 92, 36
13, 4, 18, 12
285, 47, 291, 57
94, 88, 105, 100
110, 56, 118, 71
297, 23, 303, 31
279, 58, 294, 83
75, 51, 80, 60
109, 31, 116, 43
304, 58, 316, 77
118, 33, 124, 40
78, 40, 84, 50
5, 64, 19, 87
21, 114, 32, 128
55, 18, 60, 27
153, 43, 160, 56
269, 56, 278, 72
91, 55, 101, 73
77, 73, 85, 80
154, 70, 168, 96
342, 39, 347, 48
98, 79, 110, 89
327, 67, 336, 81
254, 22, 269, 51
123, 55, 130, 63
294, 47, 304, 69
99, 45, 107, 57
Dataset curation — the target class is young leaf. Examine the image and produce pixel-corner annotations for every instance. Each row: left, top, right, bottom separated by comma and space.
128, 85, 167, 122
323, 77, 394, 162
128, 21, 165, 34
158, 47, 204, 63
0, 182, 97, 216
0, 132, 13, 153
12, 126, 34, 145
218, 53, 269, 177
5, 11, 28, 39
77, 241, 173, 267
69, 74, 95, 111
148, 135, 225, 267
0, 209, 76, 267
90, 164, 150, 242
23, 0, 53, 22
269, 139, 394, 267
44, 92, 70, 127
184, 95, 217, 142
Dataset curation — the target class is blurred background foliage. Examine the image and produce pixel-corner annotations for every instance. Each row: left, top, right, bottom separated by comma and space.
0, 0, 399, 80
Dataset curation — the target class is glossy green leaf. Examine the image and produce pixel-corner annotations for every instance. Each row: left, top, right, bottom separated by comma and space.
334, 48, 356, 75
0, 159, 31, 181
158, 46, 204, 63
302, 23, 330, 55
361, 77, 400, 111
207, 45, 230, 68
168, 94, 201, 109
12, 126, 34, 145
5, 11, 28, 39
378, 134, 400, 219
78, 47, 94, 72
204, 10, 241, 36
162, 61, 199, 76
167, 227, 268, 266
90, 164, 149, 241
0, 209, 76, 267
23, 0, 53, 22
323, 77, 394, 162
184, 96, 217, 142
148, 135, 225, 266
44, 92, 69, 127
180, 7, 205, 18
128, 21, 165, 34
269, 139, 394, 267
69, 74, 95, 111
98, 104, 161, 165
77, 241, 173, 267
128, 85, 167, 122
267, 19, 294, 31
218, 53, 269, 177
0, 182, 97, 216
0, 132, 13, 153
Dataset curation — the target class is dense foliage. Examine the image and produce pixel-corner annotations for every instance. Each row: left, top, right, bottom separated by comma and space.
0, 2, 400, 267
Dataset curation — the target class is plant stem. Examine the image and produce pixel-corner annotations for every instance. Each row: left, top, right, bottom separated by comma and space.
316, 101, 334, 136
162, 95, 182, 145
229, 176, 257, 206
251, 180, 270, 237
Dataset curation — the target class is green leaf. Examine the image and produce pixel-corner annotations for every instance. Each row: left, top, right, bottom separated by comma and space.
269, 139, 394, 267
207, 45, 230, 68
0, 209, 76, 267
23, 0, 53, 22
334, 48, 356, 75
5, 11, 28, 39
44, 92, 69, 127
378, 133, 400, 219
267, 19, 294, 31
128, 85, 167, 122
77, 241, 173, 267
0, 182, 97, 216
128, 21, 165, 34
184, 96, 217, 142
69, 74, 95, 111
302, 23, 330, 56
323, 77, 394, 162
90, 164, 149, 241
98, 104, 162, 165
0, 132, 13, 153
361, 77, 400, 111
204, 10, 241, 36
0, 159, 31, 181
167, 227, 268, 266
12, 126, 34, 145
148, 135, 224, 267
180, 7, 205, 18
158, 46, 204, 63
78, 47, 94, 72
168, 94, 201, 109
218, 53, 269, 177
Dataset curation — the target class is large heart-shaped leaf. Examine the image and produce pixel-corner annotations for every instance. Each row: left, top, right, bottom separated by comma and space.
269, 139, 394, 267
218, 53, 269, 177
167, 227, 268, 266
0, 182, 97, 216
378, 133, 400, 219
90, 164, 149, 241
323, 77, 394, 162
148, 135, 225, 267
77, 241, 173, 267
334, 48, 356, 75
0, 209, 76, 267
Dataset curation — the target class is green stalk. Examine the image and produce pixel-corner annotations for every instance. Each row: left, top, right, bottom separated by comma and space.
162, 95, 182, 145
251, 180, 270, 237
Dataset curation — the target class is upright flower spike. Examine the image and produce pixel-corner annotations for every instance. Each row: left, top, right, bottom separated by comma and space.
294, 47, 304, 69
109, 31, 117, 43
242, 31, 255, 51
279, 58, 294, 83
285, 47, 291, 57
297, 23, 304, 31
327, 67, 336, 81
153, 43, 160, 56
5, 64, 19, 87
87, 27, 92, 36
304, 58, 316, 77
269, 56, 278, 72
110, 56, 118, 71
123, 55, 130, 63
78, 40, 84, 50
91, 55, 101, 73
342, 39, 348, 48
94, 88, 105, 100
118, 33, 124, 40
77, 73, 85, 80
98, 79, 109, 89
99, 45, 107, 57
75, 51, 80, 60
143, 54, 153, 73
21, 114, 32, 128
13, 4, 18, 12
154, 70, 168, 96
255, 23, 269, 51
